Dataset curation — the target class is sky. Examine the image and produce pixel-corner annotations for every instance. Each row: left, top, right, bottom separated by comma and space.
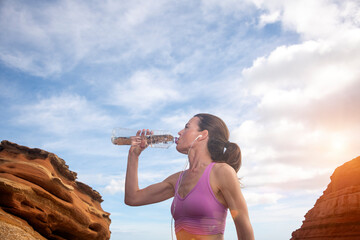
1, 0, 360, 239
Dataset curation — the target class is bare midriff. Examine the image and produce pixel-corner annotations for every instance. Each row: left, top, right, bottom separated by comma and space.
176, 230, 224, 240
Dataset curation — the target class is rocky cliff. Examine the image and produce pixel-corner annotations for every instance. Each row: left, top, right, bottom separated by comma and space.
0, 140, 111, 240
291, 156, 360, 240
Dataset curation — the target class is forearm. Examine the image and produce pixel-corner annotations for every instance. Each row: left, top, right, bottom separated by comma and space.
124, 152, 140, 205
234, 214, 255, 240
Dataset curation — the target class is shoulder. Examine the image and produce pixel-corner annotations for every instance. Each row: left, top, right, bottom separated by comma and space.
163, 171, 182, 188
212, 162, 236, 176
211, 162, 239, 186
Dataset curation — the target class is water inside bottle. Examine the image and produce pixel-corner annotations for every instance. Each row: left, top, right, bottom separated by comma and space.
111, 128, 178, 148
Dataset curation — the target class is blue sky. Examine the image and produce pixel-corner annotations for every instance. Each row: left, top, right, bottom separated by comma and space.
1, 0, 360, 239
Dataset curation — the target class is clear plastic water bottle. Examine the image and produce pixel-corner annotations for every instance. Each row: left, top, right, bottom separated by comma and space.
111, 128, 178, 149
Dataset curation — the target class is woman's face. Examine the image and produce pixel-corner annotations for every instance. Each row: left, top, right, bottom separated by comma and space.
176, 117, 202, 154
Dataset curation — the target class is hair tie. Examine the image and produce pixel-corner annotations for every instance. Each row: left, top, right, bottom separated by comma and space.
223, 141, 230, 153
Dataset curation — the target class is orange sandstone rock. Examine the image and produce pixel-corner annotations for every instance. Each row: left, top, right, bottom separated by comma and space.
0, 140, 111, 240
291, 156, 360, 240
0, 207, 47, 240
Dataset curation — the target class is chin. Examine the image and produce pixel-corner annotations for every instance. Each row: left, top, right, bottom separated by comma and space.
176, 145, 187, 154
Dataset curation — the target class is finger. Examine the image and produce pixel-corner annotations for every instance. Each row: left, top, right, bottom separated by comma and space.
132, 130, 142, 146
130, 136, 141, 146
139, 129, 148, 148
140, 129, 147, 142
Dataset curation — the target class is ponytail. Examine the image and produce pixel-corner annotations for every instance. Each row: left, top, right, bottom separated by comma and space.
194, 113, 242, 172
222, 141, 241, 172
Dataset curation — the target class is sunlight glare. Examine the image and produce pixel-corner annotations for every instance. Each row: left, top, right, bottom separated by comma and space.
331, 136, 346, 152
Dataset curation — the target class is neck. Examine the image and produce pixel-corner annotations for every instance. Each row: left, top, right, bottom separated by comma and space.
187, 149, 212, 172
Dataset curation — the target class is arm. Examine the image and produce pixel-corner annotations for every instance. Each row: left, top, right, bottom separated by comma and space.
124, 129, 178, 206
216, 164, 255, 240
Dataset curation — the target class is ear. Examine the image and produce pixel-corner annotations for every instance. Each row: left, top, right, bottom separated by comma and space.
199, 130, 208, 140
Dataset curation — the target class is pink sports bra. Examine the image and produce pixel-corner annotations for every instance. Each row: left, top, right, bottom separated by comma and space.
171, 162, 228, 235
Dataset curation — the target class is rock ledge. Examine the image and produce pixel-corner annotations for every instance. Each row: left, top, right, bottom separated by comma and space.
291, 156, 360, 240
0, 140, 111, 240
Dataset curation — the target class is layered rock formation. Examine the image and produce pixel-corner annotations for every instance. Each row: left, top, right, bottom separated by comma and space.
0, 140, 111, 240
291, 156, 360, 240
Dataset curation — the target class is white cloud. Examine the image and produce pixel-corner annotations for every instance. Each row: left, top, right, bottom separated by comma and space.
0, 51, 62, 77
110, 221, 171, 237
250, 202, 311, 224
243, 190, 283, 206
243, 35, 360, 96
15, 93, 114, 136
0, 0, 170, 77
249, 0, 360, 39
0, 1, 91, 76
103, 171, 166, 195
160, 108, 212, 132
122, 0, 167, 27
280, 0, 340, 39
234, 116, 360, 166
225, 1, 360, 205
0, 0, 258, 79
239, 34, 360, 132
107, 70, 183, 113
104, 178, 125, 194
236, 0, 360, 159
258, 11, 281, 27
161, 111, 192, 131
200, 0, 254, 15
41, 137, 120, 159
241, 163, 332, 188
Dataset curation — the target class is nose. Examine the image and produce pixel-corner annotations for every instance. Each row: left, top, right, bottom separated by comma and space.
178, 129, 184, 136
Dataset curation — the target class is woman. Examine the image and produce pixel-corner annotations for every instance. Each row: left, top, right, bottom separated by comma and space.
124, 113, 254, 240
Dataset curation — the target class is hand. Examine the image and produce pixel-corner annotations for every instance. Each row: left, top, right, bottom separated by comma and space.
129, 129, 152, 156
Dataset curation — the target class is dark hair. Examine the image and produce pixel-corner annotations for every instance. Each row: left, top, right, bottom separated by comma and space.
194, 113, 241, 172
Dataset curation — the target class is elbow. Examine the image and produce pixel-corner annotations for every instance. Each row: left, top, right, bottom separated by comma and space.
124, 196, 135, 206
124, 196, 140, 206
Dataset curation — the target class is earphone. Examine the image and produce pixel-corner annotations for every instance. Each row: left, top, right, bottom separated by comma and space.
187, 135, 202, 155
171, 134, 202, 240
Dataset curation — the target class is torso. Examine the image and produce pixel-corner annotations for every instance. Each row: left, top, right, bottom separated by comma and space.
176, 230, 224, 240
172, 162, 228, 239
176, 162, 228, 208
177, 166, 206, 198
